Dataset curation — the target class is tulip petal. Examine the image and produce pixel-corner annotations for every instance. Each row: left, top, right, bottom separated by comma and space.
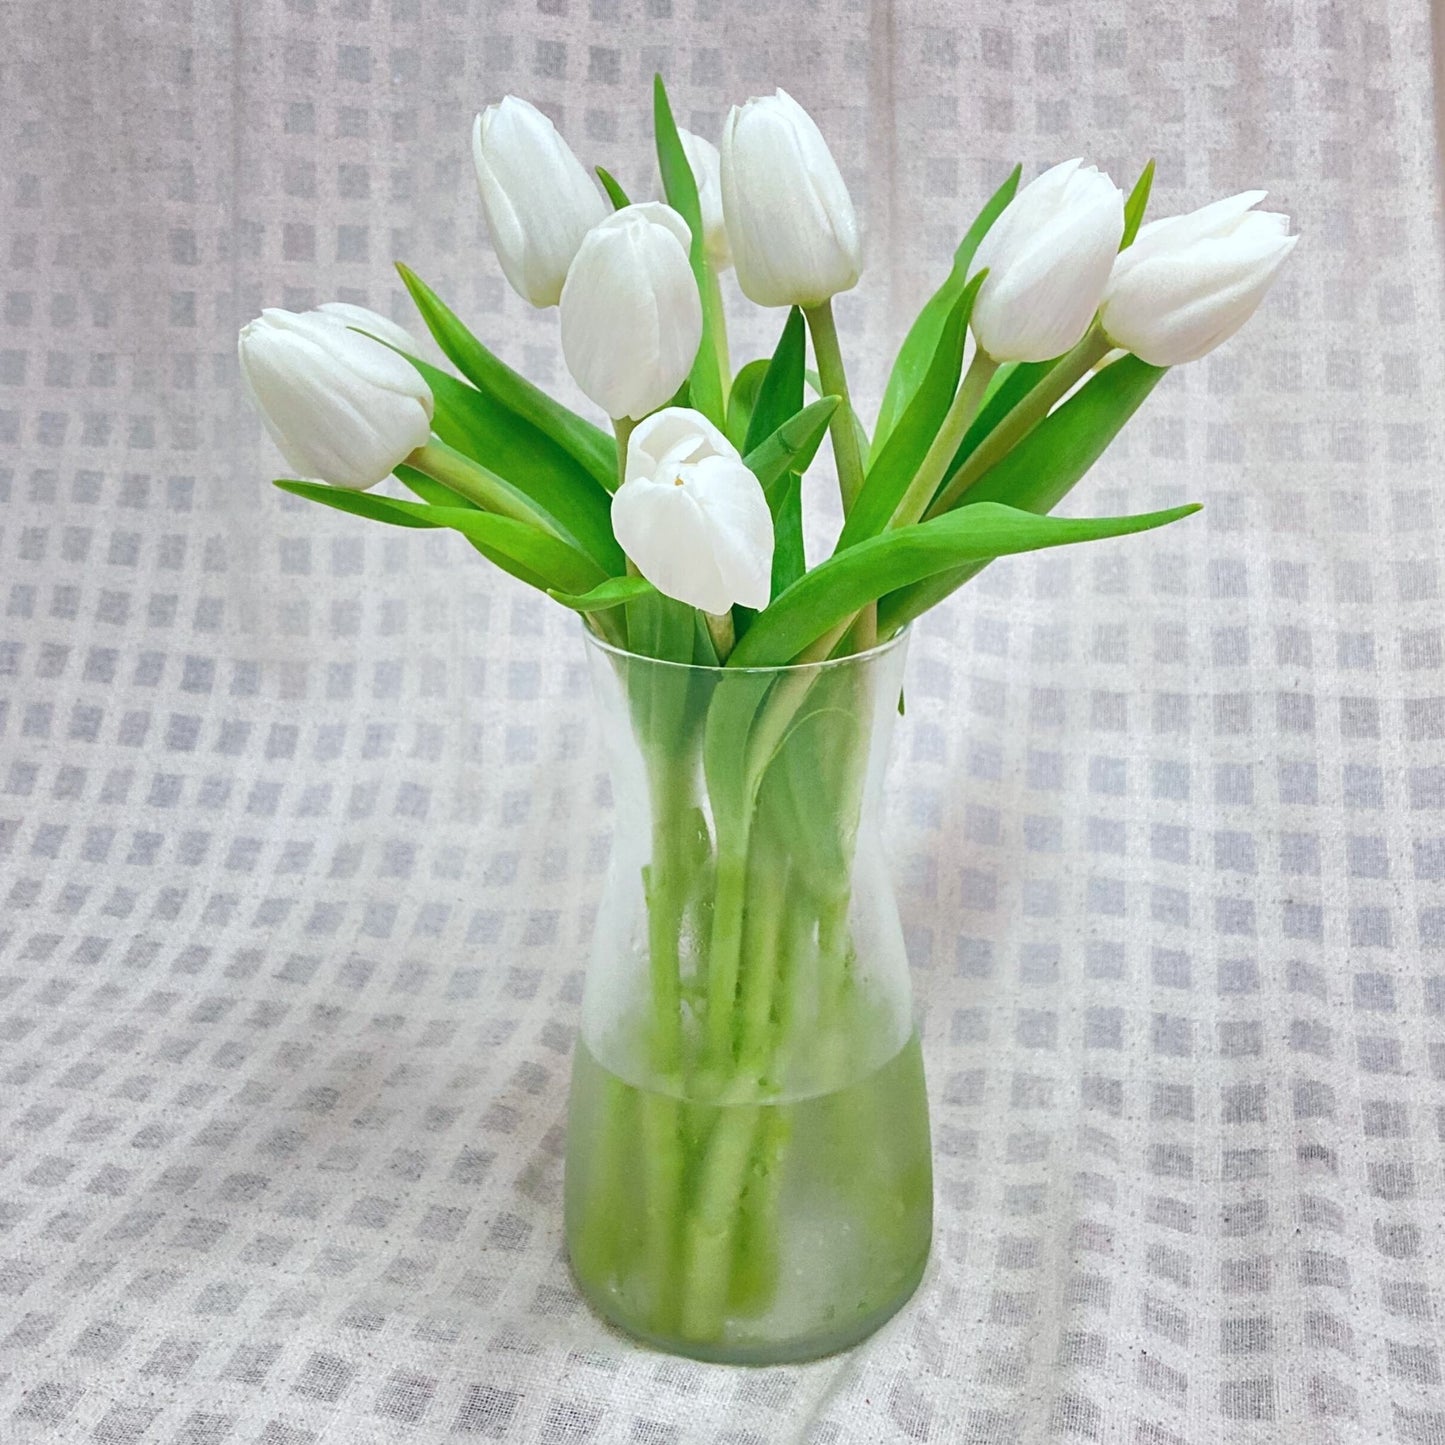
969, 160, 1124, 362
472, 97, 607, 307
721, 90, 861, 308
239, 307, 434, 489
1100, 192, 1297, 366
612, 411, 775, 612
627, 406, 738, 485
559, 204, 702, 420
315, 302, 420, 355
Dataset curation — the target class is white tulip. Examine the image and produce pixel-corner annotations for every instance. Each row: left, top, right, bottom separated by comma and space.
659, 127, 730, 269
559, 203, 702, 421
613, 407, 773, 613
313, 301, 419, 354
969, 158, 1125, 362
1099, 191, 1298, 366
472, 96, 608, 308
238, 307, 433, 490
721, 89, 860, 308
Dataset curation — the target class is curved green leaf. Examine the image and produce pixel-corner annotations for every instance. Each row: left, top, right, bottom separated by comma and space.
596, 166, 631, 210
654, 74, 724, 427
770, 475, 805, 597
549, 575, 657, 613
1122, 159, 1155, 249
805, 367, 871, 457
877, 355, 1171, 633
394, 462, 477, 509
872, 165, 1021, 458
274, 480, 605, 596
731, 498, 1199, 667
410, 357, 623, 573
395, 263, 616, 490
837, 274, 981, 552
725, 358, 770, 451
744, 308, 806, 455
947, 357, 1056, 476
744, 306, 808, 602
742, 396, 839, 501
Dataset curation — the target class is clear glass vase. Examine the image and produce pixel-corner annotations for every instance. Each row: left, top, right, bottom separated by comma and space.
565, 625, 931, 1364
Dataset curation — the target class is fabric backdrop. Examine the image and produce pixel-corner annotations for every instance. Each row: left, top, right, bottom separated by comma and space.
2, 1, 1444, 1441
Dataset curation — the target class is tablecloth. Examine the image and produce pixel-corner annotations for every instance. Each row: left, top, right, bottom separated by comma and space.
2, 1, 1443, 1440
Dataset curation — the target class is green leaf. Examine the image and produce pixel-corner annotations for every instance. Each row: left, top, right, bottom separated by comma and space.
725, 359, 770, 451
395, 263, 616, 491
1121, 158, 1155, 249
274, 480, 605, 596
946, 357, 1058, 479
770, 474, 805, 596
745, 307, 808, 598
654, 74, 724, 428
742, 396, 839, 502
596, 165, 631, 210
836, 274, 981, 552
804, 367, 871, 458
626, 586, 699, 669
730, 497, 1199, 667
411, 357, 624, 573
744, 308, 806, 455
394, 462, 477, 509
877, 354, 1171, 633
549, 575, 657, 613
963, 355, 1169, 515
872, 165, 1021, 458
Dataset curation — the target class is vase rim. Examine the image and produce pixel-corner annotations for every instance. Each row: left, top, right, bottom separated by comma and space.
579, 620, 910, 676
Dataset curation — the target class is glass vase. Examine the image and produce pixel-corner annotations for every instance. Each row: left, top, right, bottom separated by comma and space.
564, 625, 931, 1364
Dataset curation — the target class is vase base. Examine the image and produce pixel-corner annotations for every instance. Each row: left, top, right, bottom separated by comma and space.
569, 1242, 930, 1366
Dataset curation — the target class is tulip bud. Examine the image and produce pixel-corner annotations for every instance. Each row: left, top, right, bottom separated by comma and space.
313, 301, 420, 355
1099, 191, 1298, 366
472, 96, 608, 308
720, 89, 861, 308
612, 407, 774, 613
559, 203, 702, 421
238, 308, 434, 490
657, 127, 730, 269
969, 159, 1125, 363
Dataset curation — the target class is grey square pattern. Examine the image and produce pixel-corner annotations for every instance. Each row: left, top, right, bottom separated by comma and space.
2, 1, 1444, 1440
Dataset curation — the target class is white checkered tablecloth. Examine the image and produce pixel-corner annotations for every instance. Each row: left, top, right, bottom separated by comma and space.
2, 2, 1443, 1440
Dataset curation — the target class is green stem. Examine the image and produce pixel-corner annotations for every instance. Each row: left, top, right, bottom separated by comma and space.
407, 438, 549, 528
704, 841, 749, 1073
815, 890, 855, 1091
706, 266, 731, 408
889, 349, 999, 530
639, 1090, 684, 1334
613, 416, 635, 491
679, 1104, 760, 1339
643, 758, 690, 1077
704, 609, 735, 662
736, 840, 787, 1084
925, 328, 1108, 517
803, 300, 866, 514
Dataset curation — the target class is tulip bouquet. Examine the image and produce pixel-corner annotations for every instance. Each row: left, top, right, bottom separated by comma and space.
239, 78, 1295, 1359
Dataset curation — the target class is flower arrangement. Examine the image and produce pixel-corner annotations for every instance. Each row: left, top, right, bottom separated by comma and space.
239, 77, 1295, 1363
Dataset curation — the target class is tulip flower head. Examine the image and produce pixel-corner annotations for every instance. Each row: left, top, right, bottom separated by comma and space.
721, 89, 861, 308
1100, 191, 1297, 366
238, 307, 434, 490
559, 203, 703, 421
612, 408, 774, 614
656, 127, 730, 270
313, 301, 420, 355
969, 159, 1125, 363
472, 96, 608, 308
